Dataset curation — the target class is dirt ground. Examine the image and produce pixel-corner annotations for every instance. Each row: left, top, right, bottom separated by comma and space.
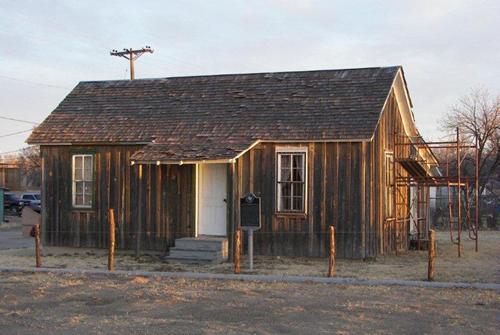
0, 230, 498, 283
0, 271, 498, 334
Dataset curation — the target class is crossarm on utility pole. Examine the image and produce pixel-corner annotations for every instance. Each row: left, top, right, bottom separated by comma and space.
110, 46, 154, 80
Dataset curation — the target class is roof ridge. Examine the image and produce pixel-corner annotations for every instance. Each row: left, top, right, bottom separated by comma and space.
79, 65, 402, 84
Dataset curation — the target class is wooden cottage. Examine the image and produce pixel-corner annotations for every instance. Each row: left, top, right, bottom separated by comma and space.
27, 66, 436, 260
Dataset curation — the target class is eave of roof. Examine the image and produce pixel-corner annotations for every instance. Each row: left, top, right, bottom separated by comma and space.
130, 137, 378, 165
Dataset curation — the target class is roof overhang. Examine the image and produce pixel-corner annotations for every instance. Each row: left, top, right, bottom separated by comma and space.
374, 68, 438, 167
129, 138, 376, 165
373, 67, 417, 140
132, 158, 237, 165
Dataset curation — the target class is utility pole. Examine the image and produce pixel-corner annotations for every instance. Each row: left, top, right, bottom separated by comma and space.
110, 46, 153, 80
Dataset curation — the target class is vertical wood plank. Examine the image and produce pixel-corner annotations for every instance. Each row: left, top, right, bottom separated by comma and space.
156, 166, 162, 250
360, 142, 366, 259
308, 143, 314, 257
135, 164, 143, 258
228, 162, 237, 259
249, 149, 254, 191
125, 151, 131, 248
40, 154, 47, 245
337, 143, 346, 259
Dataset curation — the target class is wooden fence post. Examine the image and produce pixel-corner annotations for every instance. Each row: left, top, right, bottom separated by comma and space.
108, 208, 116, 271
234, 228, 241, 274
327, 226, 336, 277
34, 223, 41, 268
428, 229, 436, 281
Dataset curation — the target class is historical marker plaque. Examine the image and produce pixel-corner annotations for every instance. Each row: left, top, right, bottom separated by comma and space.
240, 192, 261, 230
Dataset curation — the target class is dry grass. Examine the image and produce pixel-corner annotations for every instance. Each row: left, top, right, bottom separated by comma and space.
0, 272, 498, 334
0, 231, 498, 283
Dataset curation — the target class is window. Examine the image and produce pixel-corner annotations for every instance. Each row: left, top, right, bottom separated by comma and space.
385, 152, 394, 218
72, 154, 93, 208
277, 149, 306, 212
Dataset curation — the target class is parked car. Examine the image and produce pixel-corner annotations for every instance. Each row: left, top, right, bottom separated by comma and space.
4, 193, 24, 216
21, 192, 41, 213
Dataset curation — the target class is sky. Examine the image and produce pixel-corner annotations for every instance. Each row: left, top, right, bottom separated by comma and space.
0, 0, 499, 154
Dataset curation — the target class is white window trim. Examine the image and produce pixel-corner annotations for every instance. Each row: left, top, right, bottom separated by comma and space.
72, 154, 93, 209
276, 147, 308, 214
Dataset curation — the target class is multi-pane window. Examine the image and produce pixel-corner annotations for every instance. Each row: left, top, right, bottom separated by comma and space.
385, 152, 394, 218
72, 154, 93, 208
277, 150, 306, 212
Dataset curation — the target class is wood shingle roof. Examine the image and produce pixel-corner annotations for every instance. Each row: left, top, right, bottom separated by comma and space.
28, 66, 401, 162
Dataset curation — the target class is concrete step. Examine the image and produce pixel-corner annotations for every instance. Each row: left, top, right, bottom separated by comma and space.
164, 257, 215, 264
166, 236, 229, 263
175, 237, 227, 251
169, 248, 224, 261
167, 248, 227, 262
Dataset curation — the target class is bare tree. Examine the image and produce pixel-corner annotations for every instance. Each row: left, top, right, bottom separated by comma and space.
440, 88, 500, 196
17, 146, 41, 188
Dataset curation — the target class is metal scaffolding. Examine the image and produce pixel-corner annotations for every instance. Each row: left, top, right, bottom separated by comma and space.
394, 127, 480, 256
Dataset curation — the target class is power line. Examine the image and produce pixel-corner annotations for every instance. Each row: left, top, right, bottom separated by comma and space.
0, 116, 39, 125
0, 128, 33, 138
147, 53, 208, 73
0, 74, 71, 90
0, 148, 27, 155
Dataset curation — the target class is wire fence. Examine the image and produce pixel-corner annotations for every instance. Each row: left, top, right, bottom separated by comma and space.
39, 230, 372, 235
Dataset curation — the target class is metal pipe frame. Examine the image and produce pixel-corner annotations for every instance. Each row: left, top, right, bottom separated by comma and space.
393, 124, 480, 256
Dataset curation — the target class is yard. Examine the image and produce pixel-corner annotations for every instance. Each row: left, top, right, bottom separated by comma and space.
0, 217, 498, 283
1, 219, 499, 334
0, 271, 499, 334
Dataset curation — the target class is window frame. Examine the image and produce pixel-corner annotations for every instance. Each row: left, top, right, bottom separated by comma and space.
275, 147, 308, 214
385, 151, 394, 219
72, 154, 94, 209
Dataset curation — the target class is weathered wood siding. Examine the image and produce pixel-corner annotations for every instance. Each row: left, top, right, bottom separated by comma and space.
40, 92, 415, 259
233, 141, 372, 259
370, 91, 412, 255
232, 92, 413, 258
40, 145, 195, 251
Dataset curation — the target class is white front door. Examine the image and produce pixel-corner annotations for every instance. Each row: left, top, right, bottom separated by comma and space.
198, 164, 227, 236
